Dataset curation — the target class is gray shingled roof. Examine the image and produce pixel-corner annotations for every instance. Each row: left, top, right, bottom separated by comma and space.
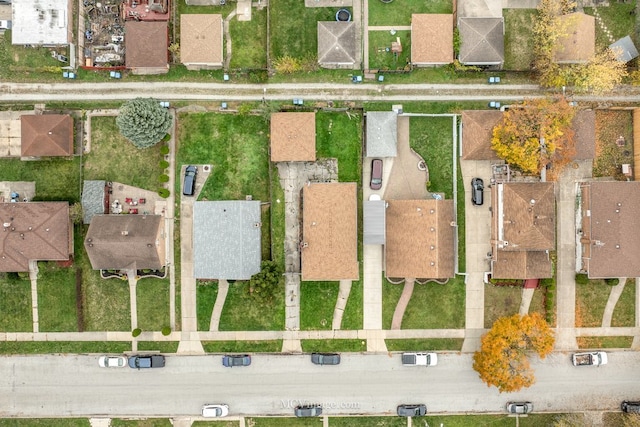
458, 17, 504, 66
317, 21, 357, 66
193, 201, 262, 280
82, 180, 106, 224
610, 36, 639, 62
366, 112, 398, 158
364, 200, 386, 245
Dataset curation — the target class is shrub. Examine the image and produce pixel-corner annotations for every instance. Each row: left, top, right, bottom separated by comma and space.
132, 328, 142, 337
161, 326, 171, 336
575, 273, 589, 285
158, 188, 170, 198
158, 174, 170, 183
159, 160, 170, 169
605, 278, 619, 286
160, 145, 170, 155
162, 133, 171, 142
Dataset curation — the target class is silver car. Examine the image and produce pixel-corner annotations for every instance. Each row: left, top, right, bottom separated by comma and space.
507, 402, 533, 414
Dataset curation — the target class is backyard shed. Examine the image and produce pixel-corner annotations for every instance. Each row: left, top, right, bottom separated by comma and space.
366, 111, 398, 158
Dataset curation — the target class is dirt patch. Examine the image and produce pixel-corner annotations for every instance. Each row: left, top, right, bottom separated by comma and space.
593, 110, 634, 179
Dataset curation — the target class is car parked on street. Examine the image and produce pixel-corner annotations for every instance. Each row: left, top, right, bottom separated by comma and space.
294, 404, 322, 417
202, 404, 229, 417
507, 402, 533, 414
471, 177, 484, 206
370, 158, 383, 190
222, 354, 251, 367
0, 20, 11, 30
311, 353, 340, 365
98, 355, 127, 368
397, 404, 427, 417
622, 401, 640, 413
183, 165, 197, 196
128, 354, 165, 369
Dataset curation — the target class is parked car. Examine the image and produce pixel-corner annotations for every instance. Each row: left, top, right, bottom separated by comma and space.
202, 404, 229, 418
401, 352, 437, 367
507, 402, 533, 414
183, 165, 197, 196
222, 354, 251, 367
370, 159, 383, 190
0, 20, 11, 30
294, 404, 322, 417
397, 404, 427, 417
128, 354, 165, 369
311, 353, 340, 365
471, 177, 484, 206
622, 401, 640, 413
572, 351, 607, 366
98, 355, 127, 368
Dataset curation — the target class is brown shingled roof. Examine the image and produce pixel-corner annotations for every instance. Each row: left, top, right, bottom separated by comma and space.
411, 14, 454, 65
180, 14, 223, 68
461, 110, 502, 160
492, 250, 552, 279
554, 13, 595, 64
84, 214, 165, 270
125, 21, 169, 71
301, 183, 358, 281
0, 202, 72, 272
21, 115, 73, 157
270, 112, 316, 162
385, 199, 455, 279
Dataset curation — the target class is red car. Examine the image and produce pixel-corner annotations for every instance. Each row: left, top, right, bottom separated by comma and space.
370, 159, 383, 190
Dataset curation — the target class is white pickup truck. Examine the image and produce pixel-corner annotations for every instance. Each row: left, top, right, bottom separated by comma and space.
402, 352, 438, 366
572, 351, 608, 366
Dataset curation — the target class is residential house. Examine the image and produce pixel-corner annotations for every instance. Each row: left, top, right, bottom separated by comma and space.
0, 202, 72, 272
366, 111, 398, 158
21, 115, 73, 158
12, 0, 72, 45
579, 181, 640, 278
317, 22, 359, 69
458, 17, 504, 68
125, 21, 169, 75
84, 214, 165, 270
554, 12, 595, 64
180, 14, 223, 70
301, 182, 359, 281
122, 0, 170, 21
270, 112, 316, 162
491, 182, 555, 279
193, 201, 262, 280
411, 14, 454, 67
385, 199, 456, 279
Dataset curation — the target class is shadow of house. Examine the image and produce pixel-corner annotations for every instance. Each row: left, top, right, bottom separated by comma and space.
365, 111, 397, 158
180, 14, 223, 70
411, 14, 454, 67
20, 115, 74, 159
270, 112, 316, 162
193, 201, 262, 280
84, 214, 165, 271
554, 13, 595, 64
317, 21, 359, 69
458, 17, 504, 68
301, 182, 359, 281
0, 202, 73, 272
125, 21, 169, 75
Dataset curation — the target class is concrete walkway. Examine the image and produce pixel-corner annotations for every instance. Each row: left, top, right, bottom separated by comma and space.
210, 279, 229, 331
601, 278, 627, 328
28, 260, 39, 333
391, 279, 414, 330
519, 288, 535, 316
128, 271, 138, 331
332, 280, 352, 330
362, 245, 383, 330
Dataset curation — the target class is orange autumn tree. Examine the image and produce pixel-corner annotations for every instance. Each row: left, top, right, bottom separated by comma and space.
473, 313, 555, 393
491, 97, 576, 176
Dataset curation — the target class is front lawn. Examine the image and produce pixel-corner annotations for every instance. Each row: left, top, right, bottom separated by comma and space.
0, 341, 131, 354
368, 0, 451, 26
197, 281, 219, 331
577, 336, 634, 349
483, 284, 521, 328
504, 9, 536, 71
86, 116, 166, 190
301, 339, 367, 352
593, 110, 633, 179
0, 273, 32, 331
219, 281, 284, 331
316, 111, 362, 183
300, 281, 339, 330
385, 338, 464, 351
368, 30, 411, 71
37, 262, 78, 332
202, 340, 283, 353
136, 278, 170, 331
576, 278, 635, 327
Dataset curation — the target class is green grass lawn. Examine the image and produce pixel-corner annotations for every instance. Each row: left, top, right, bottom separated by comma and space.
192, 420, 240, 427
86, 116, 166, 191
0, 273, 32, 331
0, 419, 91, 427
385, 338, 464, 351
0, 157, 81, 202
593, 110, 633, 179
382, 276, 465, 329
368, 0, 451, 26
37, 262, 78, 332
300, 281, 339, 330
410, 116, 455, 197
202, 340, 283, 353
576, 278, 635, 327
219, 281, 284, 330
197, 281, 219, 331
0, 32, 73, 82
301, 339, 367, 352
341, 277, 363, 330
230, 8, 268, 69
368, 30, 411, 71
111, 420, 173, 427
270, 169, 286, 267
0, 341, 131, 354
136, 278, 170, 331
585, 2, 637, 50
316, 111, 362, 183
137, 341, 180, 353
613, 279, 636, 326
577, 336, 634, 349
503, 9, 536, 71
483, 284, 521, 328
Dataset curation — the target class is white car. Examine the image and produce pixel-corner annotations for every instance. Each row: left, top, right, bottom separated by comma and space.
202, 404, 229, 418
98, 355, 127, 368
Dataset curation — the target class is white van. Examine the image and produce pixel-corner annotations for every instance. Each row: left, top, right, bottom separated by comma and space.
202, 404, 229, 418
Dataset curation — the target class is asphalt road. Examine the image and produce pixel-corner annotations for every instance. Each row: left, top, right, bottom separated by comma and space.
1, 352, 639, 417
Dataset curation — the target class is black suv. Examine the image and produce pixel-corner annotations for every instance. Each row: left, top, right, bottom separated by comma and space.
471, 177, 484, 206
128, 355, 165, 369
183, 165, 197, 196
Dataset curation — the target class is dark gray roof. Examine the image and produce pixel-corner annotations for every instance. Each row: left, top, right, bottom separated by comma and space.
458, 17, 504, 66
610, 36, 639, 62
317, 21, 357, 66
82, 180, 106, 224
366, 112, 398, 158
364, 200, 386, 245
193, 201, 262, 280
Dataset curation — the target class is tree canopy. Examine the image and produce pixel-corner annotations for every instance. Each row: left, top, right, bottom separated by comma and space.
116, 98, 172, 149
473, 313, 555, 393
492, 97, 576, 175
248, 261, 284, 303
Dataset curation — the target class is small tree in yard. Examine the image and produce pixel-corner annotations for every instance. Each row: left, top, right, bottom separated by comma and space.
248, 261, 283, 303
116, 98, 172, 149
473, 313, 555, 393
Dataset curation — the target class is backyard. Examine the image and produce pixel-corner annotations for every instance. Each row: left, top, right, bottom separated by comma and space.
593, 110, 634, 179
585, 2, 637, 50
368, 30, 411, 71
503, 9, 536, 71
367, 0, 452, 26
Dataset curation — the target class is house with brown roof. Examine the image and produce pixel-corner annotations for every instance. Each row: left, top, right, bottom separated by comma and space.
385, 199, 456, 279
579, 181, 640, 278
458, 17, 504, 68
84, 214, 165, 270
461, 110, 503, 161
554, 12, 595, 64
317, 22, 360, 69
301, 182, 359, 281
411, 14, 454, 66
0, 202, 72, 272
180, 14, 223, 70
270, 112, 316, 162
125, 21, 169, 75
491, 182, 555, 279
20, 115, 73, 158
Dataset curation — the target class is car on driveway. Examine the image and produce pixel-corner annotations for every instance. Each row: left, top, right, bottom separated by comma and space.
222, 354, 251, 367
507, 402, 533, 414
128, 354, 165, 369
622, 401, 640, 413
370, 159, 383, 190
294, 404, 322, 417
0, 20, 11, 30
397, 404, 427, 417
183, 165, 197, 196
202, 404, 229, 417
98, 355, 127, 368
471, 177, 484, 206
311, 353, 340, 365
